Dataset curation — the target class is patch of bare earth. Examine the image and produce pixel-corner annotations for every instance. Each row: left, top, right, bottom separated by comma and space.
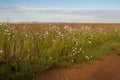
35, 55, 120, 80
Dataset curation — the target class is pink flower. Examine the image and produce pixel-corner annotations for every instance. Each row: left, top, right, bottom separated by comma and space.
45, 31, 49, 35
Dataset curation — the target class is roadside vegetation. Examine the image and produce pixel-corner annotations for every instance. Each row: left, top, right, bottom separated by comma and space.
0, 23, 120, 80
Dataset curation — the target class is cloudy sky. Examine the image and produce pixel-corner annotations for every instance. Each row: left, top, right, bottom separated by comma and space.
0, 0, 120, 23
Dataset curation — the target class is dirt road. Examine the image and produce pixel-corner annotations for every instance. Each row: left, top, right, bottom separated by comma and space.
36, 55, 120, 80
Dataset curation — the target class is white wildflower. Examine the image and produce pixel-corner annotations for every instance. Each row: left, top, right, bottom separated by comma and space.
71, 60, 74, 63
25, 34, 28, 37
88, 41, 91, 44
52, 39, 55, 42
0, 50, 3, 53
86, 56, 90, 60
13, 35, 15, 38
8, 33, 11, 36
49, 57, 52, 59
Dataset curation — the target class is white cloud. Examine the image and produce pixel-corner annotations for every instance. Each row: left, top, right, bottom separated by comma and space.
0, 6, 120, 22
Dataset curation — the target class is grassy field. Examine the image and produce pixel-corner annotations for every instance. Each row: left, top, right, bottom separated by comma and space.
0, 23, 120, 80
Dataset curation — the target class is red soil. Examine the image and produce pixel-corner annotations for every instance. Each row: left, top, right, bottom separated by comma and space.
36, 55, 120, 80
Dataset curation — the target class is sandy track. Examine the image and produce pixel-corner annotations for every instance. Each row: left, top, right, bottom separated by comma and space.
36, 55, 120, 80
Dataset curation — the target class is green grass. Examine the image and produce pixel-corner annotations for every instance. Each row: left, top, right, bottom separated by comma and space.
0, 23, 120, 80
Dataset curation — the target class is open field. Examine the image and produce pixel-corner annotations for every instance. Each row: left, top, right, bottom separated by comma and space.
0, 23, 120, 80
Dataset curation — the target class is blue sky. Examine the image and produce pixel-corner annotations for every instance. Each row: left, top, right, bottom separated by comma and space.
0, 0, 120, 23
